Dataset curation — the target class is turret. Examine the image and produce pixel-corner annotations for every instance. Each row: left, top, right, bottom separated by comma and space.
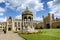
52, 14, 54, 20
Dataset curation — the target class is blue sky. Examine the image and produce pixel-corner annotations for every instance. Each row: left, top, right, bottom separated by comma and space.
0, 0, 60, 22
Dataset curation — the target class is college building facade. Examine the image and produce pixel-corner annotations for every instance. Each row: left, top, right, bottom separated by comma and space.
43, 13, 60, 29
0, 8, 40, 32
0, 8, 60, 32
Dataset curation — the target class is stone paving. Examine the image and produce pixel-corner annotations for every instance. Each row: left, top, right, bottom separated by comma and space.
0, 31, 25, 40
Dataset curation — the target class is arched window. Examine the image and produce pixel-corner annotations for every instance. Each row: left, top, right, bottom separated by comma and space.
28, 17, 31, 19
28, 17, 31, 21
24, 17, 27, 21
24, 17, 27, 19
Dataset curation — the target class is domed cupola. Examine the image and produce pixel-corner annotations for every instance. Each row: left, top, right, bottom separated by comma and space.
22, 7, 34, 32
22, 7, 33, 16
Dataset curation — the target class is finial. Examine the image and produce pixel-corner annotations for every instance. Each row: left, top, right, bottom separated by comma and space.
9, 16, 12, 19
26, 7, 29, 11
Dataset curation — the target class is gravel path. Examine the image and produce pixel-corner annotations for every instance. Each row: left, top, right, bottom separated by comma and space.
0, 31, 25, 40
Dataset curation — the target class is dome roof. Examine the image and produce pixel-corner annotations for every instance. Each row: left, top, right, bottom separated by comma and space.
22, 7, 33, 16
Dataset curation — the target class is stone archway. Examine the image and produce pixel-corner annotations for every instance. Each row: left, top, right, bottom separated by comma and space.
8, 25, 12, 31
46, 24, 50, 29
8, 27, 11, 31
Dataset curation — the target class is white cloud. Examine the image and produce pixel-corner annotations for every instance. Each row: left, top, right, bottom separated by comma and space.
34, 17, 40, 21
15, 14, 22, 19
0, 7, 5, 12
0, 0, 44, 22
33, 16, 43, 22
47, 0, 60, 18
0, 17, 7, 22
0, 13, 4, 16
47, 1, 53, 8
0, 0, 5, 3
4, 0, 44, 21
40, 18, 43, 22
5, 0, 43, 9
0, 7, 5, 16
5, 0, 44, 11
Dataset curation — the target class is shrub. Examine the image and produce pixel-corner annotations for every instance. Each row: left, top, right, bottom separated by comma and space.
35, 26, 43, 29
40, 26, 43, 29
38, 30, 42, 33
56, 26, 60, 28
18, 30, 43, 34
35, 26, 38, 29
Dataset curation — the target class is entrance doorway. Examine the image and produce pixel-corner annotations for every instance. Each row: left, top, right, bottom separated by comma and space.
46, 24, 50, 29
8, 28, 11, 31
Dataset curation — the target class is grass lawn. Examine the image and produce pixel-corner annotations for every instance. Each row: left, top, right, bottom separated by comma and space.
19, 29, 60, 40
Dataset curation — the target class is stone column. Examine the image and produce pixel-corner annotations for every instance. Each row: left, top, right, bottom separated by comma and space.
20, 22, 22, 30
16, 22, 18, 31
23, 20, 24, 30
1, 24, 2, 30
12, 22, 15, 31
7, 21, 8, 32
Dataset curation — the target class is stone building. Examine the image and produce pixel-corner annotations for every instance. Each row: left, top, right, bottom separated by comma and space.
43, 13, 60, 28
1, 8, 60, 32
0, 22, 7, 30
0, 8, 40, 32
52, 18, 60, 28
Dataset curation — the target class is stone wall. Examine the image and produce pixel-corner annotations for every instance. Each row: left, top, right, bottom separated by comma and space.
52, 21, 60, 28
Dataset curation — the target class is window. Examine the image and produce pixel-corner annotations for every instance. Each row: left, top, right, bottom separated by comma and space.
18, 22, 20, 27
15, 22, 17, 27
